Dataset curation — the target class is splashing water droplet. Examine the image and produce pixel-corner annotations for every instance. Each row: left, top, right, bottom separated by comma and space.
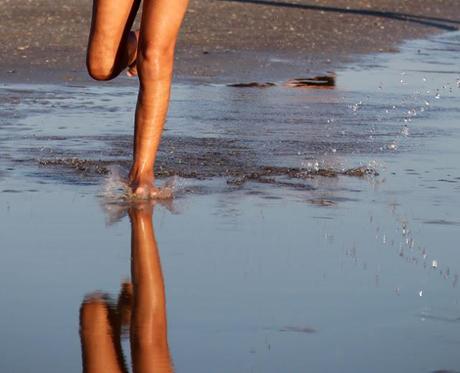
387, 142, 397, 151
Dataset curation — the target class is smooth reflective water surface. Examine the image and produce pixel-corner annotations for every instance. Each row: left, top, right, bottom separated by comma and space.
1, 31, 460, 372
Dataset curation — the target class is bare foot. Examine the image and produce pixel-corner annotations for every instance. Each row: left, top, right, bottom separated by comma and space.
129, 178, 173, 200
127, 30, 139, 77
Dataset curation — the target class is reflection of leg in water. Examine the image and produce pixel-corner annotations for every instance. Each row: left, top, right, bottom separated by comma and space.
129, 204, 173, 372
79, 294, 128, 373
79, 202, 172, 372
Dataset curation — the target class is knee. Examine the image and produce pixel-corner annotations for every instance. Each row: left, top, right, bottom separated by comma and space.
86, 56, 115, 81
137, 42, 175, 81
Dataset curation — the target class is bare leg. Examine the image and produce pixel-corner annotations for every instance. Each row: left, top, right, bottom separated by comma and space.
86, 0, 140, 80
80, 295, 128, 373
129, 204, 173, 372
128, 0, 189, 199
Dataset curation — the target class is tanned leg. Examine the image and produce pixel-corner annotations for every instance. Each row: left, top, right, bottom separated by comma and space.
86, 0, 141, 81
128, 0, 189, 199
129, 204, 173, 372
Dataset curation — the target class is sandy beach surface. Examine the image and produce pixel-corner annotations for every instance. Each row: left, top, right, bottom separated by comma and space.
0, 0, 459, 83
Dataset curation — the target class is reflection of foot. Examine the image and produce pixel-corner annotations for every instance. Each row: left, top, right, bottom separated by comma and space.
117, 281, 133, 334
80, 293, 114, 335
127, 30, 139, 77
80, 293, 127, 372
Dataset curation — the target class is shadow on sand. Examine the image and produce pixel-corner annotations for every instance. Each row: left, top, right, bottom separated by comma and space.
220, 0, 459, 31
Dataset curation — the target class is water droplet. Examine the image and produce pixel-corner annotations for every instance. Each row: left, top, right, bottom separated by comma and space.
387, 143, 397, 151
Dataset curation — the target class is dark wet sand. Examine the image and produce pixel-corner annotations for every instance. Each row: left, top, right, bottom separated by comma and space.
0, 0, 459, 83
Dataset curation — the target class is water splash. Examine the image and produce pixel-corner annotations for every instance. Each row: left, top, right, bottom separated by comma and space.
101, 165, 179, 202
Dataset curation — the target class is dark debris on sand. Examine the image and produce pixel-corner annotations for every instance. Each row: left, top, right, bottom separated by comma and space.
25, 131, 381, 190
39, 158, 111, 176
37, 154, 377, 192
227, 74, 336, 89
285, 75, 336, 88
228, 82, 277, 88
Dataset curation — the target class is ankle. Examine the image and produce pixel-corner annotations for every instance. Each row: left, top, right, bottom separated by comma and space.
128, 167, 153, 184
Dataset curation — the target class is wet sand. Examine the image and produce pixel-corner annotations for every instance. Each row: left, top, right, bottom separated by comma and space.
1, 30, 460, 368
0, 0, 459, 83
1, 29, 459, 192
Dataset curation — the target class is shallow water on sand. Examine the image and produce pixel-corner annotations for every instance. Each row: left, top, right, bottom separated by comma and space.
1, 32, 460, 372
